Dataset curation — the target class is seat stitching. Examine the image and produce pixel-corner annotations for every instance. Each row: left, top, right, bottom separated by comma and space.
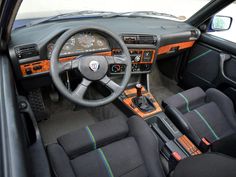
85, 126, 97, 150
178, 93, 190, 112
98, 148, 115, 177
193, 109, 220, 140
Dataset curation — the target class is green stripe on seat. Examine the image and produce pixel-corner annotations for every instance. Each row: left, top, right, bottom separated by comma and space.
178, 93, 190, 112
85, 126, 96, 150
98, 149, 115, 177
194, 110, 220, 140
188, 50, 212, 64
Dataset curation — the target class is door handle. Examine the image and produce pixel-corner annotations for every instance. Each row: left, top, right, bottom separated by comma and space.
214, 53, 236, 86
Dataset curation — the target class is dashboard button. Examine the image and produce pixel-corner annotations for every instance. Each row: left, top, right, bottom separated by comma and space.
25, 68, 32, 75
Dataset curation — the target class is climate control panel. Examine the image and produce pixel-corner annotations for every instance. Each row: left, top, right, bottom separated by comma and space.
110, 48, 156, 74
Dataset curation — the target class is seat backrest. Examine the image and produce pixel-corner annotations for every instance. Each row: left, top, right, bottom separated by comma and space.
47, 117, 165, 177
57, 117, 129, 159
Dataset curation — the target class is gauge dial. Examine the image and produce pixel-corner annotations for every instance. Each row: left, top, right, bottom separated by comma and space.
47, 32, 110, 58
62, 36, 76, 54
77, 33, 95, 49
47, 43, 55, 59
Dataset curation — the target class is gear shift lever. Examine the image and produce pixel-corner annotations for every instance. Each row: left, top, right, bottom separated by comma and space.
136, 83, 142, 97
132, 83, 155, 112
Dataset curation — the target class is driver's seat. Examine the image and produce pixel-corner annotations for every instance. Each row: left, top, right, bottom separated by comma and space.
47, 116, 165, 177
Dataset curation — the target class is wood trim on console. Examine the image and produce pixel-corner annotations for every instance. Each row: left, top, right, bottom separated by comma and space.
177, 135, 201, 156
122, 87, 162, 119
158, 41, 195, 55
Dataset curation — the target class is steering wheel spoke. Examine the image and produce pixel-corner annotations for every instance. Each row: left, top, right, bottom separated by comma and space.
73, 78, 92, 98
100, 75, 121, 92
58, 61, 72, 73
106, 55, 129, 65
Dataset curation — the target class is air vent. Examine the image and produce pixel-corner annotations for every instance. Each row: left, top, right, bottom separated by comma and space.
123, 35, 157, 45
15, 44, 39, 59
139, 35, 157, 45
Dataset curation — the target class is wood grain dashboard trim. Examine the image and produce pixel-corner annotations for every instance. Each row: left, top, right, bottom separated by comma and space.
122, 87, 162, 119
20, 51, 112, 76
158, 41, 195, 55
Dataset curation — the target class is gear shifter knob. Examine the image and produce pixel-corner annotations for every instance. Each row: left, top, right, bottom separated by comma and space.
136, 83, 142, 97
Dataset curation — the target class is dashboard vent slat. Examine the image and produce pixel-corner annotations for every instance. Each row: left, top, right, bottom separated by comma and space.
123, 35, 157, 45
15, 44, 39, 59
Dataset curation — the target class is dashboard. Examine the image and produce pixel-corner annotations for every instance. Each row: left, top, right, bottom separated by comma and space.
9, 17, 200, 89
47, 32, 110, 58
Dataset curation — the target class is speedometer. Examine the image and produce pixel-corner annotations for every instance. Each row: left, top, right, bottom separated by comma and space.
77, 33, 95, 48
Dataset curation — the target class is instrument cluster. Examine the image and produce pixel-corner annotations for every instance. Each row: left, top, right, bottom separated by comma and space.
47, 32, 110, 58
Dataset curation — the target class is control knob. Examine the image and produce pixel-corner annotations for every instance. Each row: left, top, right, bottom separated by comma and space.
134, 55, 141, 62
111, 65, 121, 73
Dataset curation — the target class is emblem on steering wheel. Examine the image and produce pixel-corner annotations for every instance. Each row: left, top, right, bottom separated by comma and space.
89, 60, 100, 72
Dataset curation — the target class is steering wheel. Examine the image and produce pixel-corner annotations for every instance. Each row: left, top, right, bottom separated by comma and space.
50, 25, 131, 107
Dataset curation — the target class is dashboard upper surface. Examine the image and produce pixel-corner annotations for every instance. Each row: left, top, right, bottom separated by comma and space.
10, 17, 198, 46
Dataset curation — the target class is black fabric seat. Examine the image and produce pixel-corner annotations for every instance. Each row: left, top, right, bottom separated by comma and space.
173, 153, 236, 177
47, 116, 165, 177
162, 87, 236, 146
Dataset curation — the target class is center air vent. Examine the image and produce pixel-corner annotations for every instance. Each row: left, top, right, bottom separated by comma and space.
122, 34, 157, 45
15, 44, 39, 59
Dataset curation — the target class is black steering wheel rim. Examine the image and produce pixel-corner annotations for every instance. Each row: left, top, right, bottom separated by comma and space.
50, 25, 131, 107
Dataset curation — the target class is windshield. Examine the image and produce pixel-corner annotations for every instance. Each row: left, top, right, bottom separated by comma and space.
16, 0, 211, 21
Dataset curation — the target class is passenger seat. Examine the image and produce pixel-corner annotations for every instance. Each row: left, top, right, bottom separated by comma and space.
162, 87, 236, 149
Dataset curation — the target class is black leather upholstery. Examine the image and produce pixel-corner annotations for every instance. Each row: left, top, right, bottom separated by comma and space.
47, 116, 165, 177
163, 87, 236, 146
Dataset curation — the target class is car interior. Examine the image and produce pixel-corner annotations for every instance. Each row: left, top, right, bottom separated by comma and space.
1, 0, 236, 177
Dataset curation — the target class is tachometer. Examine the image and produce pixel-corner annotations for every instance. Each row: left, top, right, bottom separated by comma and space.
77, 33, 95, 49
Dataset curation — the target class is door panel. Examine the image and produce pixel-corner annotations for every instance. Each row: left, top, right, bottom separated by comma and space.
0, 56, 28, 177
181, 33, 236, 107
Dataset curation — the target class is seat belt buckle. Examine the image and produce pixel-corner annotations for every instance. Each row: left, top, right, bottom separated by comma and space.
199, 137, 211, 152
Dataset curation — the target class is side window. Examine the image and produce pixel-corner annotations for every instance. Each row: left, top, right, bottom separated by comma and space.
207, 1, 236, 43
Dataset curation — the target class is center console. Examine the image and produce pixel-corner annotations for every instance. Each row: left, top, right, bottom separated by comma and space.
120, 84, 162, 119
119, 83, 201, 174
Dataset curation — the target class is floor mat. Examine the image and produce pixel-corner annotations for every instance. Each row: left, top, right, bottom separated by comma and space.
38, 93, 127, 145
39, 108, 96, 145
149, 65, 183, 104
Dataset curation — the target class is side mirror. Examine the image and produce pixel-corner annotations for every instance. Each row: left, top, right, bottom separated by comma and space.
210, 15, 233, 31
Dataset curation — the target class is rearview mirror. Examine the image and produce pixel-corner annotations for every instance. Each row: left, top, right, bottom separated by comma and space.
211, 15, 232, 31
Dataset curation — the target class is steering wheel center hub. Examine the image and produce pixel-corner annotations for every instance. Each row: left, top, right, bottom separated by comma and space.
78, 55, 108, 81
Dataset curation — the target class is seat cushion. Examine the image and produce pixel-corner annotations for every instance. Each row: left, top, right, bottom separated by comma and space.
184, 102, 234, 142
71, 137, 148, 177
173, 153, 236, 177
163, 87, 236, 145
